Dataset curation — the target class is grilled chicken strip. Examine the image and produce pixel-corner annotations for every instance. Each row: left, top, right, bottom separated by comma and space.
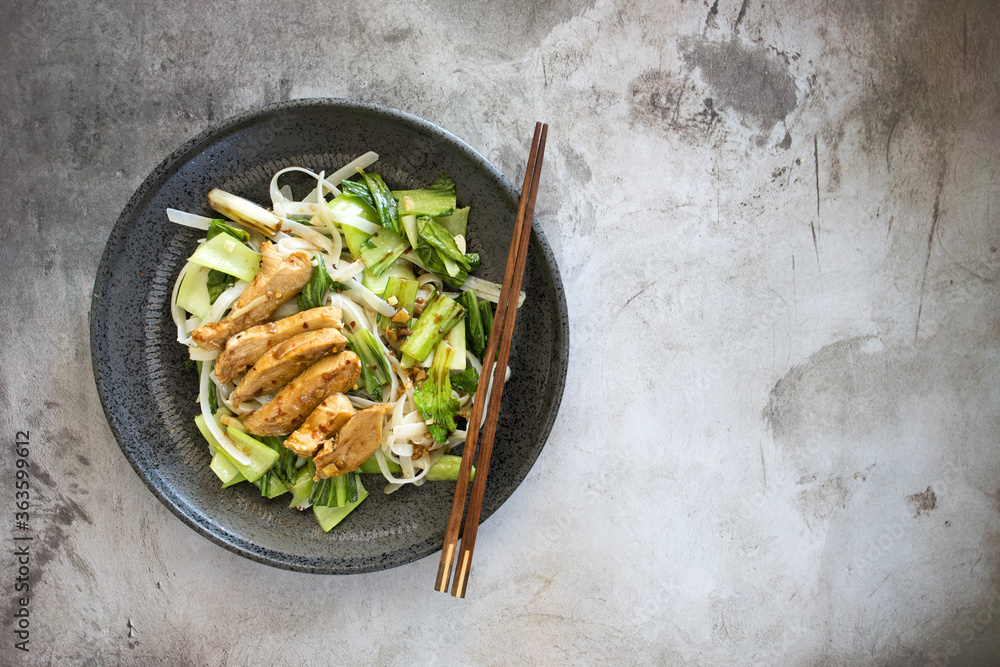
192, 242, 312, 350
283, 394, 355, 458
242, 351, 361, 436
313, 403, 394, 479
214, 307, 343, 383
230, 328, 348, 403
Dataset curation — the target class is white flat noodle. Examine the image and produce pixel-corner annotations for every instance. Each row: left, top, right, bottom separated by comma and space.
327, 259, 364, 283
167, 208, 212, 230
170, 262, 193, 344
275, 236, 322, 257
465, 350, 483, 374
400, 455, 414, 479
400, 409, 424, 424
270, 299, 300, 320
374, 447, 431, 487
279, 202, 322, 218
269, 166, 340, 210
199, 361, 251, 465
203, 280, 250, 324
327, 292, 373, 332
391, 442, 415, 458
312, 171, 339, 238
348, 395, 376, 410
462, 274, 526, 307
417, 272, 443, 290
327, 151, 379, 186
393, 422, 430, 439
426, 448, 445, 467
344, 279, 395, 318
188, 346, 219, 361
278, 218, 335, 256
329, 210, 380, 235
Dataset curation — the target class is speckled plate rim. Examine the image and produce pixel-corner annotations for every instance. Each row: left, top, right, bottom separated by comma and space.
89, 98, 569, 574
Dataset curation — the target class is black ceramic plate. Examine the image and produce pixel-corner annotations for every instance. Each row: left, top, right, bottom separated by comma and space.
90, 99, 568, 574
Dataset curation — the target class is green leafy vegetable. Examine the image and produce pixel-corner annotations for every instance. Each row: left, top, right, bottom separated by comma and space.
177, 265, 212, 318
391, 173, 456, 218
400, 292, 465, 363
194, 415, 278, 484
328, 193, 380, 259
206, 269, 237, 304
210, 451, 245, 487
357, 453, 473, 481
479, 299, 494, 351
359, 227, 409, 276
450, 367, 480, 395
419, 217, 472, 273
414, 219, 479, 289
348, 328, 392, 401
253, 471, 288, 498
225, 427, 280, 483
425, 454, 473, 481
360, 172, 402, 234
310, 472, 361, 508
413, 339, 460, 443
187, 231, 261, 282
258, 435, 297, 486
287, 463, 315, 509
459, 290, 485, 359
339, 179, 376, 210
437, 206, 469, 238
207, 379, 218, 414
206, 219, 250, 243
297, 256, 329, 310
313, 478, 368, 532
377, 276, 418, 331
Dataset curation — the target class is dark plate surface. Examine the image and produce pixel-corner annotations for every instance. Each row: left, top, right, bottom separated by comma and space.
90, 99, 568, 574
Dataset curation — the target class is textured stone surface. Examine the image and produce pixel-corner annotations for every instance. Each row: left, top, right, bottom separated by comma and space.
2, 0, 999, 664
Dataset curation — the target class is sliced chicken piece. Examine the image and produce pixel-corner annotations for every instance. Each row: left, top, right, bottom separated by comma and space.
214, 306, 343, 383
230, 328, 348, 403
313, 403, 394, 479
192, 242, 312, 350
242, 351, 361, 436
283, 394, 355, 458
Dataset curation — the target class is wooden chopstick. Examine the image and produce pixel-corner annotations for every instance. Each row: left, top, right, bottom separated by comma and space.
434, 121, 549, 597
434, 122, 544, 593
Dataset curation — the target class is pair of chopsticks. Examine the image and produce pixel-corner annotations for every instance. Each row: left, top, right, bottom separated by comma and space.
435, 122, 549, 598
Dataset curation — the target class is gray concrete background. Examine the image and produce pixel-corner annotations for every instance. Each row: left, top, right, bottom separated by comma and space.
1, 0, 998, 664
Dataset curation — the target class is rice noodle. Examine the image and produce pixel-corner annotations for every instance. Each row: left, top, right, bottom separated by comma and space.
203, 280, 250, 324
326, 151, 379, 185
462, 273, 526, 307
170, 262, 194, 345
277, 218, 336, 256
269, 166, 341, 212
167, 208, 212, 230
188, 346, 218, 362
329, 211, 380, 235
417, 272, 443, 290
226, 294, 267, 320
327, 259, 365, 283
344, 279, 395, 318
275, 236, 323, 256
199, 361, 251, 465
